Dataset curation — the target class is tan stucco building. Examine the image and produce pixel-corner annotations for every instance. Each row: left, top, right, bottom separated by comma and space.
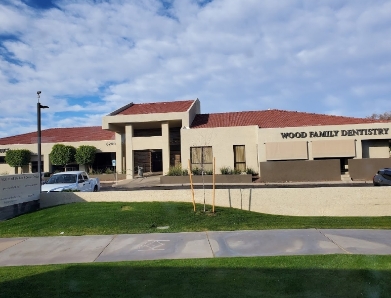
1, 99, 390, 181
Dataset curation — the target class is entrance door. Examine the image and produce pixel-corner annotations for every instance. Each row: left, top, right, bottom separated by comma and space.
340, 158, 348, 173
151, 151, 163, 172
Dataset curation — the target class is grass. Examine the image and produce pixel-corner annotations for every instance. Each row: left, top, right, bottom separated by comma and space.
1, 202, 391, 297
1, 202, 391, 237
1, 255, 391, 297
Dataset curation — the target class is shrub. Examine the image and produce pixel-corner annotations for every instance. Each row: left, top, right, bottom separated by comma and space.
220, 166, 232, 175
75, 145, 97, 173
233, 168, 242, 175
105, 167, 114, 174
49, 144, 76, 170
5, 149, 31, 173
204, 170, 213, 175
220, 166, 245, 175
246, 167, 259, 175
167, 164, 188, 176
91, 169, 103, 175
191, 167, 203, 175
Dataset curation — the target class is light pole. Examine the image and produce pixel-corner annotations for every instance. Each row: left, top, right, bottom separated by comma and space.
37, 91, 49, 189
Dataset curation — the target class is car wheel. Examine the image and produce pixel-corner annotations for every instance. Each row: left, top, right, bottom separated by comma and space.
93, 185, 98, 192
373, 182, 380, 186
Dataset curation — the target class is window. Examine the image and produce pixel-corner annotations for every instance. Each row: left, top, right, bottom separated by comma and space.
0, 156, 5, 164
78, 174, 84, 182
191, 146, 213, 171
234, 145, 246, 172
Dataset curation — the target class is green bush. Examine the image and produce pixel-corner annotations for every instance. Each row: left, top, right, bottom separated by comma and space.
220, 166, 245, 175
233, 168, 242, 174
49, 144, 76, 169
5, 149, 31, 173
105, 167, 114, 174
220, 166, 232, 175
191, 167, 203, 175
167, 165, 188, 176
246, 167, 258, 175
75, 145, 97, 173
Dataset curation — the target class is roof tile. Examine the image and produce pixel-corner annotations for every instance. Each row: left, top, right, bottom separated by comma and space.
117, 100, 194, 115
0, 126, 115, 145
191, 110, 384, 129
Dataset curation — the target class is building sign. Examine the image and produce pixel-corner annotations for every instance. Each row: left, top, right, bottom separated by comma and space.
0, 148, 10, 153
0, 174, 40, 208
281, 128, 390, 139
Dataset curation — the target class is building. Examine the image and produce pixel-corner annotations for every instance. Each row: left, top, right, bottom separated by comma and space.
1, 98, 390, 181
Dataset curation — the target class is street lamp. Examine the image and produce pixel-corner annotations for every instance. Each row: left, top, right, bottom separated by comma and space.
37, 91, 49, 189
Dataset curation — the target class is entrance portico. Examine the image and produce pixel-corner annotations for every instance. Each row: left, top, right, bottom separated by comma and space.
102, 99, 200, 179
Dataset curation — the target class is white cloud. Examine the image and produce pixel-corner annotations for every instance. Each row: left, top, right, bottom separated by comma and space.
0, 0, 391, 138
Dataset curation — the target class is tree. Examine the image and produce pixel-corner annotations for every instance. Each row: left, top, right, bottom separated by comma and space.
5, 149, 31, 174
75, 145, 97, 173
366, 111, 391, 120
49, 144, 76, 171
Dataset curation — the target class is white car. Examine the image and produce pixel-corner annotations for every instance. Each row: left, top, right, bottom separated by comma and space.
42, 171, 100, 192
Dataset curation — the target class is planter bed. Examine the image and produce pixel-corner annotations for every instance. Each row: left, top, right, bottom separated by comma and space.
160, 174, 252, 184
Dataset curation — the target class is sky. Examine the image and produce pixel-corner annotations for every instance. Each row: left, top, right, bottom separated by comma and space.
0, 0, 391, 138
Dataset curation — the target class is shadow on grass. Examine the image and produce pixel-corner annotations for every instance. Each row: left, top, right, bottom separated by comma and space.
1, 256, 391, 297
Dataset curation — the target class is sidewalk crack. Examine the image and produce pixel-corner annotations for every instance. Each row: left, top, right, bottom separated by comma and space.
316, 229, 351, 254
93, 234, 117, 262
205, 231, 215, 258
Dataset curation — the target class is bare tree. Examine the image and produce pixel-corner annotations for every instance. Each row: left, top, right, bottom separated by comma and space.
367, 111, 391, 120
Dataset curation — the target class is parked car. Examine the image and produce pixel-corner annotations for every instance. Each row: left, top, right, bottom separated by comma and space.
41, 171, 100, 192
373, 168, 391, 186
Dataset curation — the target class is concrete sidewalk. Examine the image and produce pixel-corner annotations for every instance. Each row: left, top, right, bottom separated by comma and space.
1, 229, 391, 267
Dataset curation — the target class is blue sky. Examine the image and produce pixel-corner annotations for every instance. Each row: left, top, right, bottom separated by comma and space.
1, 0, 391, 138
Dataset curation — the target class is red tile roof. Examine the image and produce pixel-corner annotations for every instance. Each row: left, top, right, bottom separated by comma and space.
191, 109, 384, 129
0, 126, 115, 145
116, 100, 195, 115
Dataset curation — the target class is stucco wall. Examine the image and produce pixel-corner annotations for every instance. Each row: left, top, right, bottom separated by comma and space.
40, 187, 391, 216
180, 126, 259, 172
259, 159, 341, 182
349, 158, 391, 180
258, 123, 391, 162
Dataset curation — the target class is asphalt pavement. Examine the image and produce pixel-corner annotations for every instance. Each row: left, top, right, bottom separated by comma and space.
1, 229, 391, 267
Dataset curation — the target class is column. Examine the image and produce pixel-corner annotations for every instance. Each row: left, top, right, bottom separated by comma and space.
162, 122, 170, 175
115, 132, 123, 173
355, 139, 362, 159
44, 154, 51, 172
308, 141, 313, 160
125, 125, 134, 179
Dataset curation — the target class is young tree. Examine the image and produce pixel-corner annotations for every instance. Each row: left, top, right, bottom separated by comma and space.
49, 144, 76, 171
75, 145, 97, 173
5, 149, 31, 174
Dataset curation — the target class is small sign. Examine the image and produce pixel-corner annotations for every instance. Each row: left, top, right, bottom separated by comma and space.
112, 160, 116, 167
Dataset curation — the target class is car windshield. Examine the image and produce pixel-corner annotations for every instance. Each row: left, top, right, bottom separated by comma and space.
46, 174, 77, 184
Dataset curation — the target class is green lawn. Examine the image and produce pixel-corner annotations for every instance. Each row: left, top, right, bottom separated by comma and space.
1, 255, 391, 297
1, 202, 391, 237
1, 202, 391, 297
